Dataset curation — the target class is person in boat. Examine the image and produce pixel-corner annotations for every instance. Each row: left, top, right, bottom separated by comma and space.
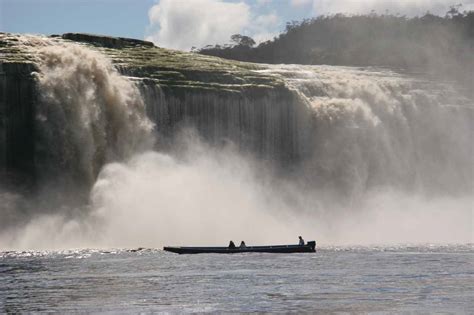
240, 241, 246, 248
229, 240, 236, 249
298, 236, 305, 246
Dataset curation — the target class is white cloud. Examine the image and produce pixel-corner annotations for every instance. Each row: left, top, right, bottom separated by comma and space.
255, 0, 272, 6
251, 12, 279, 43
255, 12, 279, 26
311, 0, 474, 16
290, 0, 312, 7
145, 0, 250, 50
145, 0, 281, 50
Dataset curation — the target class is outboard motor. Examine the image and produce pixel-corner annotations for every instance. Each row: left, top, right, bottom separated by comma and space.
307, 241, 316, 252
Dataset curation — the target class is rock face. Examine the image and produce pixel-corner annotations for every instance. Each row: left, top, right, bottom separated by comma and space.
0, 33, 307, 187
0, 62, 36, 187
61, 33, 155, 48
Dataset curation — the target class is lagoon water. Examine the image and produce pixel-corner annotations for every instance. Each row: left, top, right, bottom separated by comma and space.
1, 245, 472, 313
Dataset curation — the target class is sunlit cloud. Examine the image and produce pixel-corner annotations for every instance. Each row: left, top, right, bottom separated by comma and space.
290, 0, 312, 7
251, 12, 279, 42
146, 0, 250, 50
255, 0, 272, 6
145, 0, 281, 50
310, 0, 474, 16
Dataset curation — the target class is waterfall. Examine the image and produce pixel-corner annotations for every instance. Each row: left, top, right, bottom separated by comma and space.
0, 34, 472, 248
4, 34, 471, 198
134, 80, 304, 164
268, 65, 473, 197
134, 64, 473, 198
30, 37, 154, 188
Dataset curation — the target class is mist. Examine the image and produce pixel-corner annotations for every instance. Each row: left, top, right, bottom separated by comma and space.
1, 130, 471, 250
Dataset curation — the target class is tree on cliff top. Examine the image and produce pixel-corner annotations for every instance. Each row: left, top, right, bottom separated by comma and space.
198, 7, 473, 72
198, 7, 473, 91
230, 34, 256, 48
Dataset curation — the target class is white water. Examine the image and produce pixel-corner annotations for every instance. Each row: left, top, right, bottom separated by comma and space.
258, 65, 473, 197
3, 140, 471, 249
31, 36, 154, 187
0, 35, 472, 250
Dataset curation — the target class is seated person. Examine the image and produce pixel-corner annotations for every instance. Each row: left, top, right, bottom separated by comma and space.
240, 241, 246, 248
298, 236, 305, 246
229, 240, 236, 249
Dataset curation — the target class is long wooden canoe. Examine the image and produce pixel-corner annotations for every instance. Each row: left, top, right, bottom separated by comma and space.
163, 241, 316, 254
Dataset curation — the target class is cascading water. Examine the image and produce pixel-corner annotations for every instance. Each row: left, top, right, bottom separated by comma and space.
31, 37, 154, 188
134, 80, 302, 164
0, 34, 472, 249
135, 64, 473, 200
0, 35, 154, 234
256, 65, 473, 198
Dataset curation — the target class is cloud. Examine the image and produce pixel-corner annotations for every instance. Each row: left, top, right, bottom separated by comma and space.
251, 12, 279, 43
143, 0, 473, 51
145, 0, 281, 50
146, 0, 250, 50
290, 0, 312, 7
310, 0, 474, 16
255, 0, 272, 6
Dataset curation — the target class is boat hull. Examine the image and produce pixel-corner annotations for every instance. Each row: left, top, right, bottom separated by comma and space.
164, 241, 316, 254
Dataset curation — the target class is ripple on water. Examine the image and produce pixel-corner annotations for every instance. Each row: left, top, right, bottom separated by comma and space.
0, 245, 472, 313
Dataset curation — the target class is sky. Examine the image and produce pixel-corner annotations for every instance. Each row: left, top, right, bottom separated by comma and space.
1, 0, 473, 51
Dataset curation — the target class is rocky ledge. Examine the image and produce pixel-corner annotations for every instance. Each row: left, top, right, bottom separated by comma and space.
0, 33, 303, 189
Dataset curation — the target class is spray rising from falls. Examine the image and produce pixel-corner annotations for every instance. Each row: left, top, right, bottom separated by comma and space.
5, 135, 471, 249
0, 34, 472, 249
91, 65, 473, 247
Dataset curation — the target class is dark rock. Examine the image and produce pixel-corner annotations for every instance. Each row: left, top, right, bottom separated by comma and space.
62, 33, 155, 48
0, 62, 37, 186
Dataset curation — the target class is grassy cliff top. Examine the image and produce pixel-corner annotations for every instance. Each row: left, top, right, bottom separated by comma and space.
0, 32, 285, 92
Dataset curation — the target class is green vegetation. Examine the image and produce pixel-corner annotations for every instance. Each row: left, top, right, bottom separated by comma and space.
0, 32, 286, 95
199, 7, 474, 84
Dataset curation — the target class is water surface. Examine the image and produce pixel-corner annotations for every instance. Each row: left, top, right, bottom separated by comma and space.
1, 245, 472, 313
